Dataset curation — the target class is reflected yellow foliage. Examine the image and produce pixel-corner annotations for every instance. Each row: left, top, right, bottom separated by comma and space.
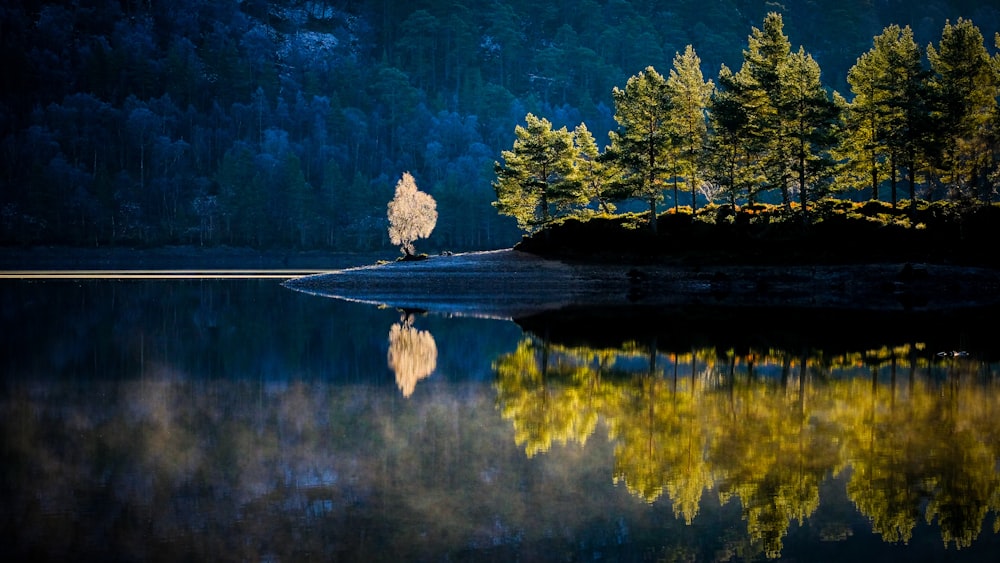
387, 316, 437, 398
494, 338, 1000, 558
607, 372, 712, 525
493, 338, 603, 457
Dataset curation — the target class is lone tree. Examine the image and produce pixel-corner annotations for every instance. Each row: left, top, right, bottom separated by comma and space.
387, 172, 437, 256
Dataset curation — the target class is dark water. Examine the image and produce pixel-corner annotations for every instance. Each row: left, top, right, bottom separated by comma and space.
3, 277, 1000, 562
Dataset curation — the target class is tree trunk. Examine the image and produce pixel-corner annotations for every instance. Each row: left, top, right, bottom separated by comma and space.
540, 185, 550, 225
798, 144, 808, 223
870, 151, 879, 201
648, 197, 657, 234
890, 154, 898, 208
691, 174, 697, 210
672, 174, 679, 212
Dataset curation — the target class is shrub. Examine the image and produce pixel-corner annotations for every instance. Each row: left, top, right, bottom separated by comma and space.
667, 205, 694, 215
858, 200, 902, 217
813, 197, 856, 219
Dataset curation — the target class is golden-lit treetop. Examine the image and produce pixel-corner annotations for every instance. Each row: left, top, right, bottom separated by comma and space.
387, 172, 437, 256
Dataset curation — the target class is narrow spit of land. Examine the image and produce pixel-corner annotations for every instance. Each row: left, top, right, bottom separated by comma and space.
282, 248, 1000, 319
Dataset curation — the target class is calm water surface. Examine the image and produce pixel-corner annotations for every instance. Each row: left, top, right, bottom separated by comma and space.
3, 276, 1000, 562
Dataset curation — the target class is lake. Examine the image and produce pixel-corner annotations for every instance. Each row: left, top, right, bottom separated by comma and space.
3, 273, 1000, 562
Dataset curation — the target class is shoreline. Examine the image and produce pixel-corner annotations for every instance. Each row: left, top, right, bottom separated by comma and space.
283, 248, 1000, 319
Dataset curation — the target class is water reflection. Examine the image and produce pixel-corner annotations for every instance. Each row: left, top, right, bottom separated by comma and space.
5, 278, 1000, 561
387, 313, 438, 398
493, 336, 1000, 557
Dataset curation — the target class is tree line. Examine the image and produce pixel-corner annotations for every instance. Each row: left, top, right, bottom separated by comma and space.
494, 14, 1000, 233
2, 1, 998, 251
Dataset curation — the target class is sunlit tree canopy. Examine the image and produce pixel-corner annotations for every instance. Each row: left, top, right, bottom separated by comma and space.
387, 172, 437, 256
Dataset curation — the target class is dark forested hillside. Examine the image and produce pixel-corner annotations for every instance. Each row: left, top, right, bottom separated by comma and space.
2, 1, 997, 252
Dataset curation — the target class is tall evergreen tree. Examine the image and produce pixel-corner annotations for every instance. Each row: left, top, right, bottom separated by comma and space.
739, 12, 794, 206
927, 18, 999, 200
707, 65, 766, 205
991, 32, 1000, 195
840, 37, 892, 201
879, 25, 930, 209
667, 45, 714, 210
572, 123, 616, 214
840, 25, 928, 208
777, 47, 840, 216
607, 66, 674, 232
493, 113, 581, 232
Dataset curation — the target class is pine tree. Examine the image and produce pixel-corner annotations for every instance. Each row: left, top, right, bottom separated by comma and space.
608, 66, 673, 232
706, 65, 768, 206
840, 25, 929, 208
667, 46, 714, 210
493, 113, 581, 232
879, 25, 929, 209
841, 36, 891, 201
714, 12, 838, 214
572, 123, 616, 214
927, 18, 998, 200
777, 47, 840, 216
740, 12, 794, 206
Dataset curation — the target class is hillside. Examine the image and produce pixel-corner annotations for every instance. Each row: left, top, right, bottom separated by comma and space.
3, 1, 998, 251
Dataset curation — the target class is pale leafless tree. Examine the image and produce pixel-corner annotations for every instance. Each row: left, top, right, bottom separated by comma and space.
387, 172, 437, 256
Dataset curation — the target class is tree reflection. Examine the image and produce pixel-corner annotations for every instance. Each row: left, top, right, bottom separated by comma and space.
387, 314, 437, 398
838, 363, 928, 544
923, 358, 1000, 549
607, 352, 712, 525
493, 337, 1000, 557
492, 338, 603, 456
709, 353, 840, 557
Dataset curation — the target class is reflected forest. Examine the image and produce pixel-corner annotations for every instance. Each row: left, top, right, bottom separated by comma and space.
5, 1, 1000, 251
5, 277, 1000, 560
495, 335, 1000, 558
6, 275, 1000, 560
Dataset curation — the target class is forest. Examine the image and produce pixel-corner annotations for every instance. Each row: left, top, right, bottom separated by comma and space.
2, 1, 999, 252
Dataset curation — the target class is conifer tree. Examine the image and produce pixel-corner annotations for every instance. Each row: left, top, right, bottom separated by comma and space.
493, 113, 581, 232
572, 123, 616, 214
879, 25, 929, 209
927, 18, 998, 200
740, 12, 794, 206
667, 45, 714, 210
777, 47, 840, 215
608, 66, 674, 232
706, 65, 766, 205
840, 25, 929, 208
840, 34, 892, 201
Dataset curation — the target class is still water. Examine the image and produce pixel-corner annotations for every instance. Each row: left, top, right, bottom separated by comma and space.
3, 276, 1000, 562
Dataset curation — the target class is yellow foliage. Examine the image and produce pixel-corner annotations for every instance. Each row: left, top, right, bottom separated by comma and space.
493, 339, 1000, 557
